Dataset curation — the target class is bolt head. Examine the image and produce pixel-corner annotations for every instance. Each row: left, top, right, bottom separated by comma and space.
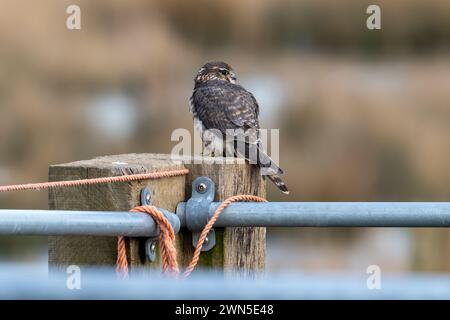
150, 242, 156, 252
204, 237, 209, 244
196, 183, 208, 193
141, 188, 152, 205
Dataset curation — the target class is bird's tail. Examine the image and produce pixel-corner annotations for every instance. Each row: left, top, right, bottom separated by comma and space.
266, 174, 289, 195
258, 152, 289, 194
233, 140, 289, 194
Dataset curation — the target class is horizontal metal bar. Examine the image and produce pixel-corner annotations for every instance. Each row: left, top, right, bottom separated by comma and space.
2, 202, 450, 237
177, 202, 450, 228
0, 209, 180, 236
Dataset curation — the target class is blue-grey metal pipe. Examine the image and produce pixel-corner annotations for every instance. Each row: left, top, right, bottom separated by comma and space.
177, 202, 450, 228
2, 265, 450, 299
2, 202, 450, 236
0, 209, 180, 236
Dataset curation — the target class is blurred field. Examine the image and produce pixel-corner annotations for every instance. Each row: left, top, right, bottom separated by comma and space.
0, 0, 449, 273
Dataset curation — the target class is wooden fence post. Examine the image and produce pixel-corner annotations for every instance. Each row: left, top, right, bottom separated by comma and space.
48, 153, 266, 277
163, 154, 266, 278
48, 154, 186, 275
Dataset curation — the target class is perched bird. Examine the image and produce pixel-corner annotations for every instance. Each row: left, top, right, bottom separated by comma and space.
189, 61, 289, 194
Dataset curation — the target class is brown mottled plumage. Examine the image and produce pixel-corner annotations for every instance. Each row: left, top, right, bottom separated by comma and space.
190, 61, 289, 194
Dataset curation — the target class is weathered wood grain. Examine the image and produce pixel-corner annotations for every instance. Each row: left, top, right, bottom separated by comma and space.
156, 154, 267, 278
48, 154, 186, 275
48, 153, 266, 277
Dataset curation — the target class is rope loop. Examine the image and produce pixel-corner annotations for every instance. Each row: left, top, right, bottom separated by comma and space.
183, 195, 267, 277
0, 164, 266, 279
116, 205, 180, 278
117, 195, 267, 278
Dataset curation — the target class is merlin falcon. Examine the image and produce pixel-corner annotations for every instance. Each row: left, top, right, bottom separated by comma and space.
189, 61, 289, 194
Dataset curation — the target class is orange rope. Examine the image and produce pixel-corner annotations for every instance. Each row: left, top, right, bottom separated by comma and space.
117, 205, 180, 278
116, 236, 129, 278
0, 167, 188, 278
183, 195, 267, 277
117, 195, 267, 278
0, 169, 189, 193
0, 165, 265, 278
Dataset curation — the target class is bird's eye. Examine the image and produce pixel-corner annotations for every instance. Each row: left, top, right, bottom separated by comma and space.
219, 69, 228, 76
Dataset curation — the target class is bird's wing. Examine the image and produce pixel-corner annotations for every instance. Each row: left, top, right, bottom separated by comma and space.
192, 81, 288, 194
192, 82, 260, 134
222, 87, 260, 130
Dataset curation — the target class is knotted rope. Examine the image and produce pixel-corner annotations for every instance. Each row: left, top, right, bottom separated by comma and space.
116, 205, 180, 278
0, 167, 189, 277
117, 195, 267, 278
0, 166, 267, 279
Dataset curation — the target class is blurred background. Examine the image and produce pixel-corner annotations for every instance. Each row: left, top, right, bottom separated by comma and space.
0, 0, 449, 275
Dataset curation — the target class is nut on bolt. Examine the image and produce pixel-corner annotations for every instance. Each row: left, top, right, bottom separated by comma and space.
146, 239, 157, 262
196, 182, 208, 193
141, 187, 152, 206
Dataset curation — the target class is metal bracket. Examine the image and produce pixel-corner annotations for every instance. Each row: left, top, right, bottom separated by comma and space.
140, 187, 158, 263
185, 177, 216, 251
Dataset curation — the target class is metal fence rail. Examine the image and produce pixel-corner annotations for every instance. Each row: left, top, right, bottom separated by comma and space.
0, 209, 179, 236
177, 202, 450, 228
0, 202, 450, 236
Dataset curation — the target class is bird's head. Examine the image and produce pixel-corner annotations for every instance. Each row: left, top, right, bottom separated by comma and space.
194, 61, 237, 86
